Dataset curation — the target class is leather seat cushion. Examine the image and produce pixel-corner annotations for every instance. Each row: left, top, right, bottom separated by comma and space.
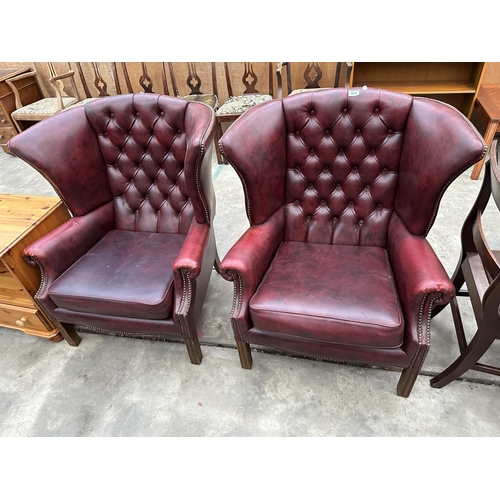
49, 229, 186, 320
249, 241, 404, 348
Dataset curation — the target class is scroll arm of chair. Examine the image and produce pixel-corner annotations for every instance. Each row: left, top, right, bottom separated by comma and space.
173, 219, 212, 280
22, 202, 115, 306
388, 213, 455, 335
172, 219, 215, 332
219, 207, 285, 332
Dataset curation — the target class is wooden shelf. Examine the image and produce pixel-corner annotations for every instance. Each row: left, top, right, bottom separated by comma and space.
350, 62, 485, 118
355, 80, 477, 95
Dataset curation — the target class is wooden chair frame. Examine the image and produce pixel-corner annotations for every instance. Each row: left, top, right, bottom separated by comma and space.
431, 140, 500, 388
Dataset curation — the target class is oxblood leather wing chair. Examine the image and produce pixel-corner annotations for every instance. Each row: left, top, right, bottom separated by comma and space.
8, 93, 218, 365
219, 87, 486, 397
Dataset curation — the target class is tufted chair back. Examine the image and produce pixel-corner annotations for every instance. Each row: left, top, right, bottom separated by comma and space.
10, 93, 215, 234
221, 87, 485, 248
283, 88, 412, 246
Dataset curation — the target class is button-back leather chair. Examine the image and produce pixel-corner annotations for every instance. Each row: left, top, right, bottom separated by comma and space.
8, 93, 218, 365
431, 140, 500, 388
219, 87, 486, 397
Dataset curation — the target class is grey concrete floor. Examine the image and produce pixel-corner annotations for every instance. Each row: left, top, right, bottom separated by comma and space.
1, 143, 500, 437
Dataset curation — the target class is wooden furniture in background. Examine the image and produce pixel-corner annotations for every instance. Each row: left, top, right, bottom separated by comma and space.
6, 62, 83, 132
470, 85, 500, 180
431, 140, 500, 389
277, 62, 353, 98
0, 194, 71, 342
0, 67, 43, 154
216, 62, 275, 164
168, 62, 222, 163
350, 62, 485, 119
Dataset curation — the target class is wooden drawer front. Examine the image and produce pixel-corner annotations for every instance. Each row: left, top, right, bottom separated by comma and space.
0, 262, 33, 307
0, 303, 51, 332
0, 126, 15, 144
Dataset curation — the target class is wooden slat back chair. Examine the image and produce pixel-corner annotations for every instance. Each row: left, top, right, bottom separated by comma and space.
431, 139, 500, 389
276, 62, 353, 98
215, 62, 275, 164
6, 62, 83, 132
168, 62, 222, 163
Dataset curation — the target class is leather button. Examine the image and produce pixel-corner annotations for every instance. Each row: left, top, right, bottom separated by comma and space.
310, 110, 315, 115
374, 108, 379, 113
339, 148, 344, 153
310, 149, 315, 154
294, 200, 300, 205
382, 168, 388, 173
352, 166, 358, 172
371, 149, 375, 154
348, 201, 354, 207
295, 166, 300, 171
388, 129, 393, 134
336, 184, 341, 189
306, 215, 312, 221
295, 131, 300, 135
321, 200, 326, 205
178, 130, 181, 134
343, 108, 348, 113
365, 185, 370, 191
325, 129, 330, 134
323, 167, 329, 173
333, 217, 338, 222
308, 183, 313, 189
136, 113, 139, 117
110, 113, 114, 118
378, 204, 382, 209
359, 220, 364, 226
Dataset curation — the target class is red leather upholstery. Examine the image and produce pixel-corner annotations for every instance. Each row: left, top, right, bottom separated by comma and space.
219, 87, 487, 396
48, 230, 185, 319
250, 242, 404, 348
8, 93, 218, 364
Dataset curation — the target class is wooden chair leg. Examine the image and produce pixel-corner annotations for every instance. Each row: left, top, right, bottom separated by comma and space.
59, 322, 81, 346
471, 120, 496, 180
237, 340, 252, 369
396, 365, 421, 397
213, 248, 221, 274
215, 121, 225, 165
430, 327, 496, 389
214, 133, 223, 165
185, 336, 203, 365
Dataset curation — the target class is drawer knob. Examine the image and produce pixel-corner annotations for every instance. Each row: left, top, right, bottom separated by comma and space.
15, 317, 27, 327
1, 119, 6, 123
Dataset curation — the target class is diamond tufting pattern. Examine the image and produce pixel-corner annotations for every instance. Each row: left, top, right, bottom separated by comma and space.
85, 94, 194, 234
283, 89, 413, 246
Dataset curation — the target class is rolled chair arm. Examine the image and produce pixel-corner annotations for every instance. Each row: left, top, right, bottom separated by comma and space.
173, 219, 215, 334
220, 207, 284, 333
388, 213, 455, 354
173, 219, 211, 279
22, 202, 115, 313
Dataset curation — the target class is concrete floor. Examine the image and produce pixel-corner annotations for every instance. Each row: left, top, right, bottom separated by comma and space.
1, 139, 500, 437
